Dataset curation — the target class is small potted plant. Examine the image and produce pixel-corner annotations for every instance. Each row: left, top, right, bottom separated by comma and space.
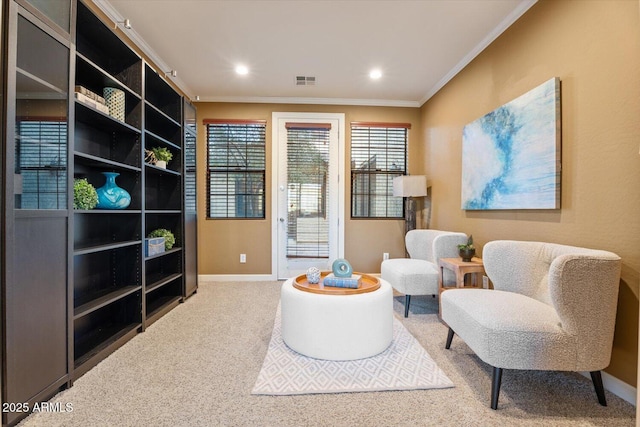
145, 147, 173, 169
148, 228, 175, 250
457, 235, 475, 262
73, 178, 98, 210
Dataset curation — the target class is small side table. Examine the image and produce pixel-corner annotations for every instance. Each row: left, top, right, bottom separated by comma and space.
438, 257, 487, 317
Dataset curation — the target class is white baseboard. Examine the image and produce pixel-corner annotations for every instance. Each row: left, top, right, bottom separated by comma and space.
199, 274, 278, 282
581, 371, 637, 406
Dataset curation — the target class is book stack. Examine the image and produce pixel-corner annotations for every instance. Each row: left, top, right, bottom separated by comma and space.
74, 86, 110, 115
323, 273, 361, 289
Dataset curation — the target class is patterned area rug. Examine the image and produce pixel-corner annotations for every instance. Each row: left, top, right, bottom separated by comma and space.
252, 306, 454, 395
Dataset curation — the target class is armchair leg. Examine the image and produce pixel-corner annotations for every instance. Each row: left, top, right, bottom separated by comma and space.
491, 367, 503, 410
445, 328, 454, 349
404, 295, 411, 317
590, 371, 607, 406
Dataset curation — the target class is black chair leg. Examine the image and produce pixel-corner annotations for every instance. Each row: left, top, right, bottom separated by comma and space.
491, 367, 503, 410
590, 371, 607, 406
445, 328, 455, 349
404, 295, 411, 317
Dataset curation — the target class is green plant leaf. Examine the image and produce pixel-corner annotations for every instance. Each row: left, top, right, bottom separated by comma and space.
73, 178, 98, 210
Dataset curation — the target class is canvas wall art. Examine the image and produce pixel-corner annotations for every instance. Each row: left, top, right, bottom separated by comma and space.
461, 77, 561, 210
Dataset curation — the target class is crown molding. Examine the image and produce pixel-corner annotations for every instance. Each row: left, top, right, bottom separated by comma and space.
419, 0, 538, 105
200, 96, 421, 108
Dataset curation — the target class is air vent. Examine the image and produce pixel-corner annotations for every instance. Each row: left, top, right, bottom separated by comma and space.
296, 76, 316, 86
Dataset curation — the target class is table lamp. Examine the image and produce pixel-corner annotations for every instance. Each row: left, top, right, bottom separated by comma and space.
393, 175, 427, 235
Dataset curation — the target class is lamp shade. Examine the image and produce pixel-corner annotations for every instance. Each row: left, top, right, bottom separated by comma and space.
393, 175, 427, 197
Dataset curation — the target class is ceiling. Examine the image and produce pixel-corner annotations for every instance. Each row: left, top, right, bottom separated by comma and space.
96, 0, 537, 107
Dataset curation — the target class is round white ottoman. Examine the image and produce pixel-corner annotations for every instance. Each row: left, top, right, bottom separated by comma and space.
280, 277, 393, 361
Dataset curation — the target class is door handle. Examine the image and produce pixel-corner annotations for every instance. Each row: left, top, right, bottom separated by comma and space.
279, 218, 285, 222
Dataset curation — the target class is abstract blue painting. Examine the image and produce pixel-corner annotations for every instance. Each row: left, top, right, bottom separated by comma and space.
461, 77, 561, 210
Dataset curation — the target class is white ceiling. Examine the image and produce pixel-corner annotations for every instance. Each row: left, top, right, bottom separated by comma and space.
96, 0, 536, 107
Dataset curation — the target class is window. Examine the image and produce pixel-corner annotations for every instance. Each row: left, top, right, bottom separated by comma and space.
350, 122, 409, 218
16, 117, 68, 209
205, 120, 266, 218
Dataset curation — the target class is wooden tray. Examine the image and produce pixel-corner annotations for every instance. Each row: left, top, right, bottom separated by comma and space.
293, 271, 380, 295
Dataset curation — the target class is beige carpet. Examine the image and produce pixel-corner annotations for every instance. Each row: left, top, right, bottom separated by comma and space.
18, 281, 636, 427
252, 305, 453, 395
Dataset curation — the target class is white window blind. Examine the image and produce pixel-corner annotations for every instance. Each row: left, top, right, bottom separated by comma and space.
350, 122, 409, 218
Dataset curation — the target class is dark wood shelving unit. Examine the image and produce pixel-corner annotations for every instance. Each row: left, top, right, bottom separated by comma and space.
2, 2, 198, 424
143, 62, 185, 325
71, 0, 191, 376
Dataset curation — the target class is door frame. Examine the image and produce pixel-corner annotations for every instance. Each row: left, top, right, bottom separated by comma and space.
271, 112, 345, 279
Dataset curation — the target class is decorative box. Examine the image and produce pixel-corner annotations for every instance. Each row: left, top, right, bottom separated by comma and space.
75, 89, 110, 114
95, 102, 110, 114
75, 91, 97, 109
75, 85, 96, 100
145, 237, 165, 257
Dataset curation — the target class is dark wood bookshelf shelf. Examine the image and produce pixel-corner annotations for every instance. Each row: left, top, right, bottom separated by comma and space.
145, 129, 180, 151
74, 285, 141, 319
75, 151, 142, 172
146, 130, 181, 153
74, 209, 142, 214
145, 273, 183, 294
144, 246, 182, 260
145, 99, 180, 127
145, 162, 181, 176
74, 239, 142, 255
75, 101, 141, 134
145, 296, 182, 326
74, 322, 141, 369
145, 209, 182, 214
76, 53, 142, 100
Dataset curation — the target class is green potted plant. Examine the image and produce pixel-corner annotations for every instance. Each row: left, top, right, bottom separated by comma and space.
73, 178, 98, 210
145, 147, 173, 169
457, 235, 475, 262
148, 228, 175, 250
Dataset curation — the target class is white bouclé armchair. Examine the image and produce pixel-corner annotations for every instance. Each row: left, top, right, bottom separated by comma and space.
441, 240, 622, 409
381, 230, 468, 317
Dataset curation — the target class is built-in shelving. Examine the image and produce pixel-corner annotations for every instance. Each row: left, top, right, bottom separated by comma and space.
143, 64, 184, 321
3, 1, 197, 424
71, 0, 189, 374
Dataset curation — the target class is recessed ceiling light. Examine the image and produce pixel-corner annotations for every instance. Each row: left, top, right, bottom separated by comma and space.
369, 69, 382, 80
235, 64, 249, 75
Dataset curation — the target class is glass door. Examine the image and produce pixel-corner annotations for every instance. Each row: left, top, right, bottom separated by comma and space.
4, 7, 70, 425
274, 113, 344, 279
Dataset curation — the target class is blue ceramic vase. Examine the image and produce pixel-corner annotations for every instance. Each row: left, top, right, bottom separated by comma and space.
96, 172, 131, 209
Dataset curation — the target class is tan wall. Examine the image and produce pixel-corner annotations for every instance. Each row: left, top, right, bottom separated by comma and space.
420, 0, 640, 386
195, 103, 421, 275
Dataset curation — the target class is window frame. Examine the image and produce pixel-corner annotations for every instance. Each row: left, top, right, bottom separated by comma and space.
350, 122, 410, 219
205, 119, 267, 219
